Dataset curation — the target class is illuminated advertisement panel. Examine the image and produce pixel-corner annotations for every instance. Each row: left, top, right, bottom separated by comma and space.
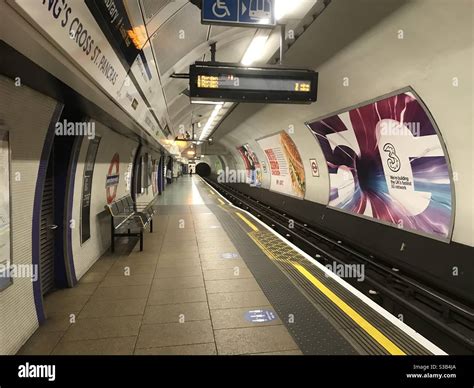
307, 89, 453, 240
237, 144, 262, 187
257, 132, 306, 198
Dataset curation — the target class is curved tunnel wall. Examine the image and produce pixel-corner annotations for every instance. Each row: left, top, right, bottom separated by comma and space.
211, 0, 473, 302
0, 75, 59, 355
0, 75, 165, 354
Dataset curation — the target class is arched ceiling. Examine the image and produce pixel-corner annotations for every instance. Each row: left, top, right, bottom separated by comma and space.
130, 0, 324, 150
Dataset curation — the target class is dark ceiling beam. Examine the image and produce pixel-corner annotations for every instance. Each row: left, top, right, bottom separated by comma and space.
190, 0, 202, 10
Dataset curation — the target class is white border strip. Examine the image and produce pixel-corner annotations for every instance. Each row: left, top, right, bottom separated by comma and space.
200, 178, 448, 355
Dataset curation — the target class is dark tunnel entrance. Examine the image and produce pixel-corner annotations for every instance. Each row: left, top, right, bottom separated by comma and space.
196, 162, 211, 177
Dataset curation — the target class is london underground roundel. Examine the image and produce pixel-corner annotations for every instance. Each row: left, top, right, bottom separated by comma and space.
106, 153, 120, 204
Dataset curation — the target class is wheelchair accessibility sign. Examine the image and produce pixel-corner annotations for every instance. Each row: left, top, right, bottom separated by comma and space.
202, 0, 276, 28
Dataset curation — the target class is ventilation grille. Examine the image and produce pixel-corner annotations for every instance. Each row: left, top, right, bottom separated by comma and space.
40, 166, 55, 296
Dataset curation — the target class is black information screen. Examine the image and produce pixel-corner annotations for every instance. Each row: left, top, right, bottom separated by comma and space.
197, 74, 312, 93
190, 63, 318, 104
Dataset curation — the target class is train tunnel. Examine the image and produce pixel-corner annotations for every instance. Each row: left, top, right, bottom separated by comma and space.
196, 162, 211, 177
0, 0, 472, 385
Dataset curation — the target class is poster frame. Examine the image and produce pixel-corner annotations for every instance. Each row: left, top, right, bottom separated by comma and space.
79, 135, 102, 246
304, 86, 455, 242
256, 130, 306, 200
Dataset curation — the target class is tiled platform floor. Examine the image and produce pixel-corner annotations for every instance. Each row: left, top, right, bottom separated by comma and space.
18, 177, 301, 355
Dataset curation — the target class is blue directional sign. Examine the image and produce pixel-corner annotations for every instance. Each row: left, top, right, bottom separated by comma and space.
245, 309, 277, 323
202, 0, 276, 28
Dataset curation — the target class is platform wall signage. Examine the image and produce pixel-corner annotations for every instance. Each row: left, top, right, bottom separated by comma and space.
0, 130, 11, 289
80, 136, 101, 245
307, 90, 453, 240
106, 153, 120, 204
237, 144, 262, 187
309, 159, 320, 177
244, 309, 277, 323
202, 0, 276, 28
152, 159, 158, 196
84, 0, 147, 71
84, 0, 171, 139
257, 132, 306, 199
13, 0, 165, 143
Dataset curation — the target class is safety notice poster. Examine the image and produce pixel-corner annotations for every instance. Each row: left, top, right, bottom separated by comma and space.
257, 131, 306, 198
80, 136, 101, 244
307, 90, 453, 240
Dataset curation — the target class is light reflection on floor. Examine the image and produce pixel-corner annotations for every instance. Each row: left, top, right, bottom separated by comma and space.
155, 176, 209, 206
190, 176, 205, 205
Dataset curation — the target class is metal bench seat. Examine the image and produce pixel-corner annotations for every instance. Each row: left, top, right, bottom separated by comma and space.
105, 195, 156, 252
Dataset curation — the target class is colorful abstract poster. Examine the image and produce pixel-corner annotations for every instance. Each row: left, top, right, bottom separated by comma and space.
257, 132, 306, 198
0, 130, 11, 288
237, 144, 262, 187
307, 90, 453, 240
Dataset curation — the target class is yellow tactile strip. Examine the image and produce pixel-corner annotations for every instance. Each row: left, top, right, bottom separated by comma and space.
233, 211, 431, 356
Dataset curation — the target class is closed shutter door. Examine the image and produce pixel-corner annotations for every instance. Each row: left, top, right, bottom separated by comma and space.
39, 158, 55, 296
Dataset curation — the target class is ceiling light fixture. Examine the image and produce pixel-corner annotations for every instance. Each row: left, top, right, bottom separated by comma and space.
199, 104, 223, 141
190, 100, 224, 105
275, 0, 306, 21
241, 33, 270, 66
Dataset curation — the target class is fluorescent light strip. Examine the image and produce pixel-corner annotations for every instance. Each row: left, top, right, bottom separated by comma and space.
240, 0, 308, 66
199, 104, 223, 141
275, 0, 305, 21
191, 100, 224, 105
241, 33, 270, 66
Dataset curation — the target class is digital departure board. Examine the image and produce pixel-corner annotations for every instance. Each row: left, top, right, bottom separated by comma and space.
190, 63, 318, 104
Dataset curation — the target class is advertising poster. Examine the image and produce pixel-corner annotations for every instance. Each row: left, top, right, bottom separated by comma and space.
152, 159, 158, 196
257, 131, 306, 198
307, 90, 453, 240
214, 157, 223, 173
158, 156, 164, 193
80, 137, 101, 244
237, 144, 262, 187
0, 130, 11, 288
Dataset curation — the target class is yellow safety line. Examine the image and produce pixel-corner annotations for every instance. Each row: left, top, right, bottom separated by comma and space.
248, 232, 405, 355
235, 212, 259, 232
205, 177, 405, 354
292, 263, 406, 355
217, 198, 225, 206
